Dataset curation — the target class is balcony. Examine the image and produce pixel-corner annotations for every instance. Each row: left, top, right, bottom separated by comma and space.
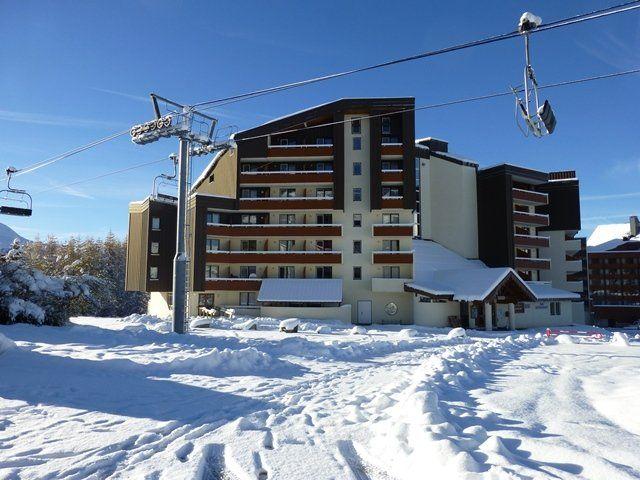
206, 250, 342, 264
515, 257, 551, 270
513, 211, 550, 227
372, 223, 414, 237
512, 188, 548, 206
203, 278, 262, 291
239, 196, 334, 210
381, 170, 403, 183
564, 238, 583, 254
239, 170, 334, 185
380, 196, 404, 209
371, 277, 412, 292
207, 224, 342, 237
372, 251, 414, 264
267, 145, 333, 158
381, 143, 403, 156
514, 234, 550, 248
565, 259, 583, 273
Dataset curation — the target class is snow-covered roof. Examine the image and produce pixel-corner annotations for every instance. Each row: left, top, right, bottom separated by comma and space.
526, 282, 580, 300
587, 223, 630, 247
257, 279, 343, 303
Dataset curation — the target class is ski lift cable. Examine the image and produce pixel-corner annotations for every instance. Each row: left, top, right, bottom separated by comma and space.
231, 67, 640, 143
191, 1, 640, 111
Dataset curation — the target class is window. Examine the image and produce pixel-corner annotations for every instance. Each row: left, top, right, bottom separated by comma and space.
279, 163, 292, 172
382, 213, 400, 224
205, 264, 219, 279
316, 266, 332, 279
383, 266, 400, 278
279, 266, 295, 278
316, 187, 333, 198
240, 292, 257, 306
383, 240, 400, 251
316, 162, 332, 171
207, 212, 220, 225
150, 242, 159, 255
149, 266, 158, 280
353, 162, 362, 176
353, 266, 362, 280
353, 240, 362, 254
351, 119, 361, 134
382, 117, 391, 134
208, 174, 215, 183
317, 213, 333, 224
550, 301, 562, 316
241, 214, 258, 224
240, 266, 257, 278
241, 188, 259, 198
279, 138, 289, 146
280, 213, 296, 224
353, 214, 362, 227
316, 137, 332, 145
352, 137, 362, 150
206, 237, 220, 252
279, 188, 296, 198
316, 240, 332, 251
382, 186, 401, 197
151, 217, 160, 230
241, 240, 257, 251
353, 188, 362, 202
278, 240, 295, 251
198, 293, 215, 308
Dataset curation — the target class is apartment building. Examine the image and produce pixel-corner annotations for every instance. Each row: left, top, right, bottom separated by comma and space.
587, 216, 640, 326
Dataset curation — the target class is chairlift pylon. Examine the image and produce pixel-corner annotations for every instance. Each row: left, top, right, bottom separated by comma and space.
0, 167, 32, 217
513, 12, 557, 138
151, 154, 179, 202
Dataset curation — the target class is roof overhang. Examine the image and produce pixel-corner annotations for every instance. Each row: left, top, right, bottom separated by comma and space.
257, 278, 343, 303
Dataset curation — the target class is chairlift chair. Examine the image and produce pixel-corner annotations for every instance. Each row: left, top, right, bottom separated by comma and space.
513, 12, 557, 138
152, 154, 178, 202
0, 167, 32, 217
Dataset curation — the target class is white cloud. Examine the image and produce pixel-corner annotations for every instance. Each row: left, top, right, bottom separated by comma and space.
0, 109, 126, 129
581, 191, 640, 201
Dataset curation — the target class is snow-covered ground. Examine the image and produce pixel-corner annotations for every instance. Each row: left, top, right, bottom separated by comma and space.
1, 316, 639, 479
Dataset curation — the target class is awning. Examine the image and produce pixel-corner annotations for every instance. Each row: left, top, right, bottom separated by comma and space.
257, 278, 343, 303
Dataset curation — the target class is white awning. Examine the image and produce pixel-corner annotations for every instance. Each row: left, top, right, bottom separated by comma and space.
257, 279, 343, 303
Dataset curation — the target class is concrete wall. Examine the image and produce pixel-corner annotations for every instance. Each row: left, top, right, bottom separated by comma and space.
495, 300, 575, 329
539, 230, 583, 292
419, 156, 478, 259
260, 304, 352, 323
412, 297, 460, 327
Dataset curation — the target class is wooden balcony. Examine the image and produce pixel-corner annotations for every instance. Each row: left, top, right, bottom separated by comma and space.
380, 197, 404, 209
381, 170, 403, 183
239, 171, 334, 185
267, 145, 333, 157
512, 188, 548, 206
514, 234, 550, 248
512, 211, 550, 227
515, 257, 551, 270
239, 197, 334, 210
206, 251, 342, 264
372, 251, 414, 264
381, 144, 403, 156
207, 224, 342, 237
372, 224, 413, 237
203, 278, 262, 291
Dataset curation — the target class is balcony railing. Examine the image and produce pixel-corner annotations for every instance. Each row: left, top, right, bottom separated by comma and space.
514, 234, 550, 248
381, 143, 403, 156
381, 170, 403, 183
239, 196, 335, 210
372, 250, 414, 264
207, 223, 342, 237
512, 211, 550, 227
515, 257, 551, 270
203, 278, 262, 291
239, 170, 334, 184
206, 250, 342, 264
267, 144, 333, 157
512, 188, 548, 206
380, 196, 404, 209
372, 223, 414, 237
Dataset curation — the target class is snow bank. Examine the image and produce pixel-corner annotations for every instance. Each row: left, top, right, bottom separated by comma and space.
556, 334, 576, 344
279, 318, 300, 333
398, 328, 418, 339
447, 327, 466, 339
610, 332, 630, 347
315, 325, 332, 334
351, 326, 367, 335
0, 332, 16, 355
118, 314, 171, 333
231, 319, 258, 331
164, 347, 277, 375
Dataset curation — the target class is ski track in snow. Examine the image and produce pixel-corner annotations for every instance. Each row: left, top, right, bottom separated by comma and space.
0, 317, 639, 479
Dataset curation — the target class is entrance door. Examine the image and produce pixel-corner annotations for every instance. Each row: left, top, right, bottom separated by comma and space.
357, 300, 372, 325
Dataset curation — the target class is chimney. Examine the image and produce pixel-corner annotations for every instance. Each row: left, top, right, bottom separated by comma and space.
416, 137, 448, 153
630, 216, 639, 237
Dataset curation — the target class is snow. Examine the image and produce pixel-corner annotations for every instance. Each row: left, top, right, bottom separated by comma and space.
350, 325, 368, 335
556, 333, 577, 344
527, 281, 581, 300
0, 332, 15, 354
257, 278, 342, 303
278, 318, 300, 332
0, 223, 28, 252
587, 222, 630, 247
231, 318, 258, 331
1, 316, 640, 479
447, 327, 466, 339
610, 331, 630, 347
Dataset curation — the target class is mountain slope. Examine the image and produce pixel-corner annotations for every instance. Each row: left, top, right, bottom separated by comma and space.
0, 222, 29, 251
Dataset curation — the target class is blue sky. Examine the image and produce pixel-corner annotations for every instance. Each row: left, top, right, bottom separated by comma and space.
1, 0, 638, 241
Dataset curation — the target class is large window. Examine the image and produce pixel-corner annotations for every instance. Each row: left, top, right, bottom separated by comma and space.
278, 240, 295, 251
383, 240, 400, 251
279, 266, 295, 278
198, 293, 215, 308
279, 163, 292, 172
279, 213, 296, 224
316, 162, 332, 171
382, 186, 401, 197
382, 213, 400, 224
240, 266, 257, 278
352, 137, 362, 151
240, 292, 257, 306
316, 266, 332, 279
383, 266, 400, 278
206, 211, 221, 224
151, 217, 160, 230
351, 119, 361, 134
149, 266, 158, 280
206, 237, 220, 252
353, 162, 362, 176
353, 214, 362, 227
353, 188, 362, 202
381, 116, 391, 134
240, 188, 259, 198
317, 213, 333, 224
205, 264, 219, 279
316, 187, 333, 198
241, 214, 258, 224
316, 240, 332, 251
241, 240, 257, 251
353, 266, 362, 280
353, 240, 362, 254
279, 188, 296, 198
